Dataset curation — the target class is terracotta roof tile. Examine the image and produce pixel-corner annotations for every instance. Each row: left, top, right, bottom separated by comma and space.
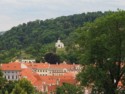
25, 63, 49, 69
48, 85, 57, 92
1, 62, 79, 93
20, 68, 38, 84
1, 62, 22, 71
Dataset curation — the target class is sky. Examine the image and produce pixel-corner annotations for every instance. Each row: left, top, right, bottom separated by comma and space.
0, 0, 125, 31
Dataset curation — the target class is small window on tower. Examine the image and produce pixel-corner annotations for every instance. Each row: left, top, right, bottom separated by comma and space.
58, 45, 60, 47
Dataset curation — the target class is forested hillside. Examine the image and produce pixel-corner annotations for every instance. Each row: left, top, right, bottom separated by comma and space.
0, 11, 106, 63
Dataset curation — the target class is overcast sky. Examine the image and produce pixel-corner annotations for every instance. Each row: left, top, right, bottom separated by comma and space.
0, 0, 125, 31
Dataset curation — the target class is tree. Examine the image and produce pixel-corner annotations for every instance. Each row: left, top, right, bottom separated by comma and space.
0, 69, 3, 77
18, 78, 35, 94
3, 81, 17, 94
11, 84, 24, 94
0, 90, 2, 94
0, 11, 104, 63
56, 83, 83, 94
77, 10, 125, 94
0, 69, 7, 91
44, 53, 60, 64
5, 90, 8, 94
11, 78, 35, 94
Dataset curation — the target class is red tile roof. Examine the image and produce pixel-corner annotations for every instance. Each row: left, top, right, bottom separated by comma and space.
48, 85, 57, 93
63, 72, 75, 77
1, 62, 79, 93
25, 62, 78, 70
33, 80, 43, 91
25, 63, 50, 69
1, 62, 22, 71
50, 64, 74, 69
20, 68, 38, 84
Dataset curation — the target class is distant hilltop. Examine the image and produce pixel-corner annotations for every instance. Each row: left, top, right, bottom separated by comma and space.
0, 11, 107, 63
0, 31, 5, 35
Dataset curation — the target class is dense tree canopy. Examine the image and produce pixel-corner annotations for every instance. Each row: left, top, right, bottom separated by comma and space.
17, 78, 35, 94
0, 11, 105, 63
44, 52, 60, 64
56, 83, 83, 94
0, 73, 38, 94
77, 10, 125, 94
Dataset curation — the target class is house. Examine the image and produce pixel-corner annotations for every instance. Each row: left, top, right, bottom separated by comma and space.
0, 62, 27, 80
0, 61, 81, 94
21, 59, 36, 63
25, 62, 81, 77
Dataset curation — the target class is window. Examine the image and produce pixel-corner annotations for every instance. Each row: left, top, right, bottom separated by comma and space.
58, 45, 60, 47
16, 76, 18, 79
12, 75, 14, 79
8, 75, 10, 79
64, 70, 66, 72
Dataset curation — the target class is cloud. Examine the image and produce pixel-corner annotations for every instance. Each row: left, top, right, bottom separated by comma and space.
0, 0, 125, 31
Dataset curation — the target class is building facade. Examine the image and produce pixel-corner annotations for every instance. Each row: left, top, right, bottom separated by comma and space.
0, 61, 82, 94
0, 62, 27, 80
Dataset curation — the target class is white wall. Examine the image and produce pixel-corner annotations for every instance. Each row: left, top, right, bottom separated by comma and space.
3, 70, 20, 81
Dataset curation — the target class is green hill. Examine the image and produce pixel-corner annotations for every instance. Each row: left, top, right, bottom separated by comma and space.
0, 11, 106, 63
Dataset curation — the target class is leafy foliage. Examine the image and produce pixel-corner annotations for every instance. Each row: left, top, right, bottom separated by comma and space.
44, 52, 60, 64
17, 78, 35, 94
3, 81, 16, 94
77, 10, 125, 94
0, 12, 105, 63
56, 83, 83, 94
0, 74, 37, 94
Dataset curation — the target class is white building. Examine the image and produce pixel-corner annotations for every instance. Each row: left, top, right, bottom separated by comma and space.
0, 62, 82, 94
25, 62, 82, 77
55, 39, 64, 48
21, 59, 36, 63
0, 62, 27, 81
0, 61, 82, 81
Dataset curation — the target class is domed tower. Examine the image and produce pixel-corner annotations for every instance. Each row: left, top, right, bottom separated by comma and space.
55, 39, 64, 48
